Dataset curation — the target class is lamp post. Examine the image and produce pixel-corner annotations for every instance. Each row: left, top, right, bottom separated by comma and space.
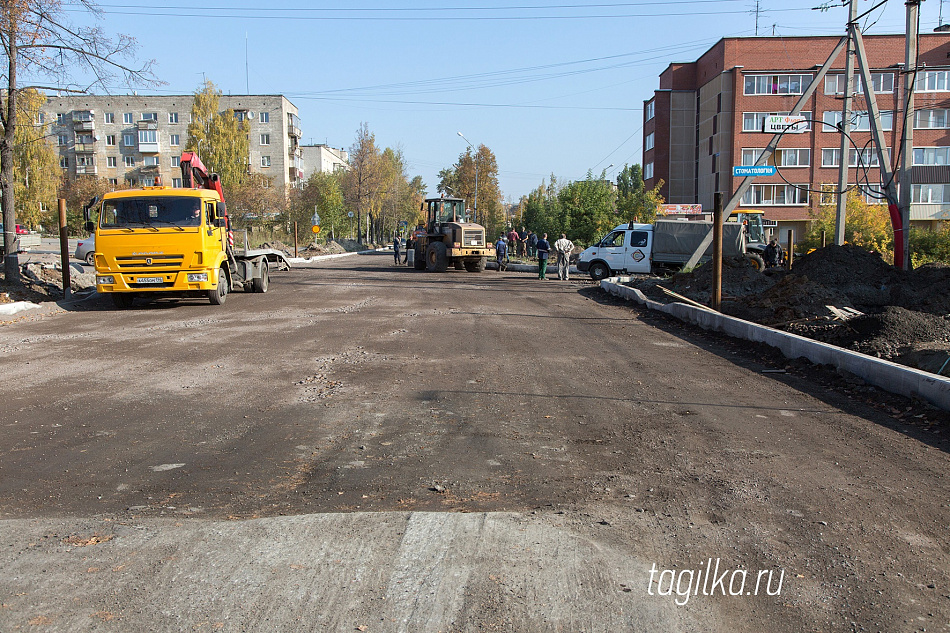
457, 132, 478, 223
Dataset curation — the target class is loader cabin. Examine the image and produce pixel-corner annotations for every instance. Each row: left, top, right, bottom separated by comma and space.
424, 197, 470, 226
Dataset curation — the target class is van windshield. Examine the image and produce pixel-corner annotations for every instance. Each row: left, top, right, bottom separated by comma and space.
100, 196, 202, 228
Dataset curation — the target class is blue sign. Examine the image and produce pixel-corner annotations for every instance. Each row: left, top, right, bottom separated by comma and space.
733, 165, 776, 177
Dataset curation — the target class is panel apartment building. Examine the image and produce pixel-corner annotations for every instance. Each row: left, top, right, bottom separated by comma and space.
643, 34, 950, 240
42, 94, 304, 191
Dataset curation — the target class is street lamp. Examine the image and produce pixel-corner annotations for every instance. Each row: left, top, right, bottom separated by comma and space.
457, 131, 478, 223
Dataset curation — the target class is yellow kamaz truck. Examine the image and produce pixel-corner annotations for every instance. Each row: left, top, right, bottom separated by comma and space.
85, 152, 288, 309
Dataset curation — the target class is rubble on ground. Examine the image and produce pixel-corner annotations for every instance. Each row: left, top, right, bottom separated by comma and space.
624, 245, 950, 375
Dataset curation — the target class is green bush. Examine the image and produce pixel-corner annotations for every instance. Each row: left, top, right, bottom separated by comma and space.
910, 224, 950, 267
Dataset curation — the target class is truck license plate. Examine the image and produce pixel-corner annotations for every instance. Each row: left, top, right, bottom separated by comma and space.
137, 277, 163, 284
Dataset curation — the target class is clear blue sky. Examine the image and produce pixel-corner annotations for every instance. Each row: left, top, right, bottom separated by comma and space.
62, 1, 936, 201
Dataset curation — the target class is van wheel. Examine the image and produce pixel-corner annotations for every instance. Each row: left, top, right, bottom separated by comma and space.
208, 267, 229, 305
589, 261, 611, 281
252, 261, 269, 293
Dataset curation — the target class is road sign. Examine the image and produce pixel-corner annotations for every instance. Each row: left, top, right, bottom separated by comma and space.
312, 225, 321, 234
347, 212, 354, 218
733, 165, 777, 177
763, 115, 807, 134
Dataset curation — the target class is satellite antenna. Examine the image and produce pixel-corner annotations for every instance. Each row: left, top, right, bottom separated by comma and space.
248, 111, 255, 120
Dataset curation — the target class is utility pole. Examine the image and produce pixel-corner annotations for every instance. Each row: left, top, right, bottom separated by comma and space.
835, 0, 858, 246
898, 0, 921, 271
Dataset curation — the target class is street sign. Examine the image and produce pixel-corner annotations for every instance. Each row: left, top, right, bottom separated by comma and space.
763, 115, 807, 134
311, 225, 321, 234
660, 204, 702, 214
347, 211, 354, 218
733, 165, 777, 177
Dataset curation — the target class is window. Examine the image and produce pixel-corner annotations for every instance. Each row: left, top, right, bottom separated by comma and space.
123, 133, 135, 147
123, 113, 133, 124
912, 183, 950, 203
138, 129, 157, 144
864, 185, 886, 205
56, 113, 66, 125
106, 134, 116, 146
644, 132, 654, 152
141, 177, 155, 187
76, 133, 93, 145
105, 112, 115, 124
743, 74, 812, 95
742, 111, 813, 132
824, 72, 895, 95
603, 231, 625, 247
76, 155, 94, 167
260, 133, 270, 145
915, 109, 950, 129
126, 177, 137, 186
143, 156, 159, 166
141, 112, 157, 121
35, 112, 45, 125
820, 148, 884, 168
168, 112, 179, 123
57, 134, 68, 146
108, 178, 118, 186
913, 147, 950, 165
822, 110, 894, 131
261, 155, 271, 167
741, 148, 810, 167
172, 178, 182, 188
107, 156, 117, 167
820, 184, 836, 205
171, 156, 180, 167
260, 111, 270, 123
644, 161, 654, 180
60, 156, 68, 168
915, 70, 950, 92
235, 111, 247, 122
741, 184, 808, 205
645, 100, 655, 121
170, 134, 180, 146
124, 156, 135, 167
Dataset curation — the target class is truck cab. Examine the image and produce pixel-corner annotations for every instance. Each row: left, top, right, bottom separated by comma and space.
577, 223, 654, 280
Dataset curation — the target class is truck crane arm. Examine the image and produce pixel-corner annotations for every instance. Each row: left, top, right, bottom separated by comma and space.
179, 151, 225, 203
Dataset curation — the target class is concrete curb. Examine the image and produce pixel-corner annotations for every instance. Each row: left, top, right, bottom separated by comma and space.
486, 261, 581, 275
286, 248, 384, 264
601, 276, 950, 411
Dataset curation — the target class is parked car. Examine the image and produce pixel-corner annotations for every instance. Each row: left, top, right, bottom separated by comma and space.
75, 235, 95, 266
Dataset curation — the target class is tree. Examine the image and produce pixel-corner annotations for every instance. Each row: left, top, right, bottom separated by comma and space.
185, 80, 250, 190
13, 89, 57, 229
288, 170, 345, 243
616, 163, 664, 224
803, 188, 893, 256
57, 176, 126, 235
342, 123, 384, 244
557, 171, 617, 245
1, 0, 156, 280
225, 175, 286, 237
437, 144, 504, 238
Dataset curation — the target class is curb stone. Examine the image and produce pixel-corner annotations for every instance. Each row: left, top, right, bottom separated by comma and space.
601, 276, 950, 411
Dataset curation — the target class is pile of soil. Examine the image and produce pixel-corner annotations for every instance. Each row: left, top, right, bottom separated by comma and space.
302, 241, 348, 255
624, 245, 950, 375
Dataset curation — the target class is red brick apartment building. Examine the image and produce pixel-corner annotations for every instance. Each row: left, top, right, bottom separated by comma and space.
643, 34, 950, 241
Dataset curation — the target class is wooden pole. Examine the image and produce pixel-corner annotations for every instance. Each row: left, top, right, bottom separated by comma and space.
58, 199, 71, 300
711, 192, 723, 312
786, 229, 795, 270
293, 221, 298, 258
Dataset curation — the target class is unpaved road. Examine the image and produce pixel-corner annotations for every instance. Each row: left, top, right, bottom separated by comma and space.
0, 252, 948, 632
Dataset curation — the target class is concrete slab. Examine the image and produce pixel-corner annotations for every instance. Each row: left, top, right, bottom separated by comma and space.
0, 512, 698, 632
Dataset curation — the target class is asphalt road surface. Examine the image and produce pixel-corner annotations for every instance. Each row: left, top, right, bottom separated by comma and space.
0, 252, 948, 632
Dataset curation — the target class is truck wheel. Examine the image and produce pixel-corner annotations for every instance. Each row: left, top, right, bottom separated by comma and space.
746, 253, 765, 272
426, 242, 448, 273
413, 245, 426, 270
111, 293, 134, 310
208, 267, 229, 305
589, 261, 611, 281
464, 257, 487, 272
85, 252, 95, 266
252, 261, 269, 293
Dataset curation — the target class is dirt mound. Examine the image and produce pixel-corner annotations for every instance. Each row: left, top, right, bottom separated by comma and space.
260, 241, 294, 256
622, 243, 950, 375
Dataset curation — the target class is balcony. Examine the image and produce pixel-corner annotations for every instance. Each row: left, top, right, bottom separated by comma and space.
74, 142, 96, 153
75, 165, 98, 175
289, 166, 302, 181
288, 124, 301, 138
72, 111, 95, 131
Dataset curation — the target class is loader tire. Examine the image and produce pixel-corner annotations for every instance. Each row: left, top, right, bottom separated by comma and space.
426, 242, 448, 273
